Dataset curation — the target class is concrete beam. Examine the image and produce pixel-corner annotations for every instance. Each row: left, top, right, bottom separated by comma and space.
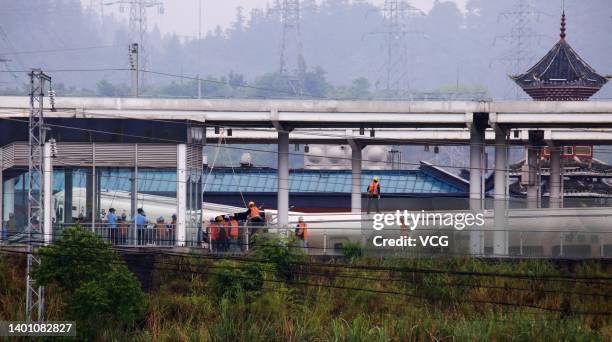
206, 127, 612, 145
490, 112, 612, 128
4, 96, 612, 130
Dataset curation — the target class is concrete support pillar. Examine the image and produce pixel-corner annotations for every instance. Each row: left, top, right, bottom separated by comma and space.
92, 145, 97, 228
277, 131, 290, 227
131, 145, 139, 244
469, 123, 485, 255
351, 144, 363, 213
549, 147, 562, 208
0, 156, 3, 239
64, 170, 73, 223
176, 144, 187, 246
3, 177, 15, 233
493, 126, 508, 256
85, 169, 93, 224
526, 146, 539, 209
43, 143, 52, 245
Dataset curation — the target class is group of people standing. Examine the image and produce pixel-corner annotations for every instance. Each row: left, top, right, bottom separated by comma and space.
208, 214, 240, 252
106, 208, 176, 245
99, 197, 320, 249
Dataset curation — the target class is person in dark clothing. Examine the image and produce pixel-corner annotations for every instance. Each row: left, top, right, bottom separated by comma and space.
217, 215, 228, 252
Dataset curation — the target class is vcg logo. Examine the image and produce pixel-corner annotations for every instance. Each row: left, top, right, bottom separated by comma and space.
419, 235, 448, 247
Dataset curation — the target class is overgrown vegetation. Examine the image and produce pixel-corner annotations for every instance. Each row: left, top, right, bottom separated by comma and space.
341, 241, 364, 262
32, 226, 146, 338
0, 233, 610, 340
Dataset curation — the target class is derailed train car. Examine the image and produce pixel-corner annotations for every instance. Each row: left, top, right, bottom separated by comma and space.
52, 190, 611, 258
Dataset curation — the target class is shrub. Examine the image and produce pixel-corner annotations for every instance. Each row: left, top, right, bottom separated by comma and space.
251, 234, 306, 282
208, 260, 264, 299
342, 241, 363, 261
32, 226, 146, 337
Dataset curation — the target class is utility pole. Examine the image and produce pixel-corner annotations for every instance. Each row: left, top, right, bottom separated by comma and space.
279, 0, 306, 96
106, 0, 164, 88
129, 43, 139, 97
370, 0, 421, 97
26, 69, 51, 322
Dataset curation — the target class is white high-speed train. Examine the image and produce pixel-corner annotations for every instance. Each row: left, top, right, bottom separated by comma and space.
52, 188, 245, 224
52, 189, 611, 257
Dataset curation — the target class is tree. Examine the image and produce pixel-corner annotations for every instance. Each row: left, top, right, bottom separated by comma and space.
33, 226, 146, 337
350, 77, 371, 99
96, 80, 129, 97
232, 6, 246, 33
228, 71, 246, 89
303, 66, 331, 97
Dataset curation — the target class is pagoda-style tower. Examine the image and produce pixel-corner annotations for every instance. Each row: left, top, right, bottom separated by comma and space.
511, 11, 608, 101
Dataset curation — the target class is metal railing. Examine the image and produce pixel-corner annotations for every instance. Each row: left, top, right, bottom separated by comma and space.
1, 222, 609, 259
53, 223, 176, 247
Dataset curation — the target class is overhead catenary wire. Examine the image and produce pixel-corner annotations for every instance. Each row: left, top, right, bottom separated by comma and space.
0, 45, 120, 56
10, 231, 612, 284
0, 67, 327, 99
5, 246, 612, 316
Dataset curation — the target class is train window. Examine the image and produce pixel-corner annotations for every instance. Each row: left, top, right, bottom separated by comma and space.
574, 146, 592, 156
563, 146, 574, 155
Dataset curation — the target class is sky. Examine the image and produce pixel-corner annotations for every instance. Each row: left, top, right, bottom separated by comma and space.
88, 0, 467, 38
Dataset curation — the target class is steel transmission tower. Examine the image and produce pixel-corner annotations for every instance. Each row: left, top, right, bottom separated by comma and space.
106, 0, 164, 88
372, 0, 421, 97
279, 0, 306, 96
496, 0, 544, 98
26, 69, 52, 322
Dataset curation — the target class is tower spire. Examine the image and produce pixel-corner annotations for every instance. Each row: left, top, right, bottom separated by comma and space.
560, 1, 566, 40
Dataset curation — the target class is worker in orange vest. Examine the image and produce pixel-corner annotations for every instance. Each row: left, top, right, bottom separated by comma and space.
246, 201, 263, 234
366, 176, 381, 214
247, 201, 261, 220
295, 216, 308, 249
227, 215, 239, 251
208, 218, 220, 252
